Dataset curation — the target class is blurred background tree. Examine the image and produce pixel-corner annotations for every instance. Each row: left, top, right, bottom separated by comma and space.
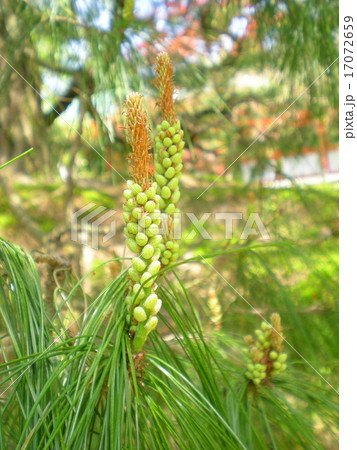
0, 1, 338, 446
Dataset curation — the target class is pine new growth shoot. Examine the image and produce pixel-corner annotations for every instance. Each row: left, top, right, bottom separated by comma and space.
154, 52, 177, 123
154, 53, 184, 266
123, 92, 163, 353
244, 313, 288, 386
125, 92, 153, 190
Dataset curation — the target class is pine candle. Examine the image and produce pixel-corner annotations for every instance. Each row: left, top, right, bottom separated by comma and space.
123, 93, 164, 352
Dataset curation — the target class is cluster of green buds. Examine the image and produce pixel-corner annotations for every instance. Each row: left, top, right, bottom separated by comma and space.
153, 52, 184, 266
244, 313, 288, 385
123, 93, 164, 353
154, 120, 183, 265
122, 53, 184, 353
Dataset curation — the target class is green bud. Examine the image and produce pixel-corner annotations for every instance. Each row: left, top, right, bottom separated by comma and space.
127, 222, 139, 235
156, 143, 164, 153
172, 243, 179, 252
159, 197, 166, 209
161, 120, 170, 130
253, 378, 261, 385
154, 194, 161, 204
167, 126, 175, 137
174, 120, 181, 131
146, 223, 159, 237
253, 371, 260, 378
165, 203, 175, 215
133, 306, 147, 322
269, 351, 278, 360
155, 174, 167, 187
155, 163, 165, 174
166, 240, 174, 250
171, 191, 181, 203
127, 238, 141, 253
163, 137, 172, 147
139, 215, 152, 229
161, 257, 169, 266
168, 177, 179, 190
172, 133, 181, 144
163, 157, 172, 168
168, 145, 178, 155
278, 353, 287, 363
147, 260, 161, 275
281, 363, 287, 371
148, 235, 162, 248
163, 250, 172, 259
144, 316, 158, 331
142, 244, 155, 259
273, 362, 281, 370
128, 268, 140, 283
175, 163, 183, 173
132, 257, 147, 273
161, 186, 171, 199
150, 210, 161, 221
123, 212, 131, 223
178, 141, 185, 150
126, 198, 135, 210
144, 200, 156, 213
171, 153, 182, 165
136, 232, 148, 247
152, 299, 162, 315
136, 193, 148, 205
156, 124, 162, 132
131, 183, 142, 194
170, 252, 179, 261
165, 167, 176, 179
124, 189, 133, 199
141, 271, 154, 287
133, 283, 145, 300
145, 187, 156, 200
247, 364, 254, 371
246, 372, 253, 379
132, 207, 142, 220
152, 247, 161, 261
143, 293, 158, 310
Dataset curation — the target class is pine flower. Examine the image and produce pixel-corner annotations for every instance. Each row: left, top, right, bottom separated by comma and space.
244, 313, 288, 386
123, 93, 163, 353
153, 53, 185, 266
